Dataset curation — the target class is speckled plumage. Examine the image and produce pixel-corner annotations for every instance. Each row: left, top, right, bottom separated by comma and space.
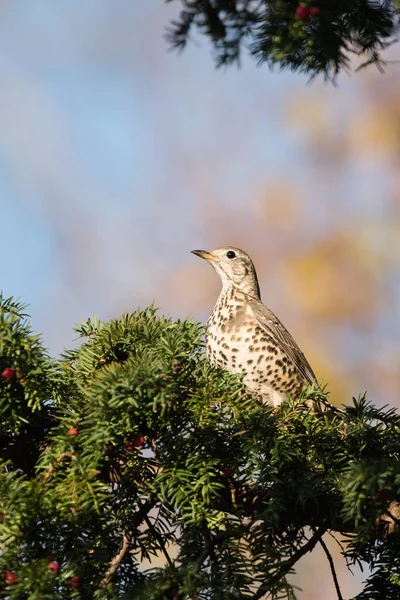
192, 247, 318, 408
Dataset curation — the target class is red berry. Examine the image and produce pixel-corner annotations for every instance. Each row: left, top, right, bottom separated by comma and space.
125, 436, 145, 451
4, 571, 17, 585
134, 435, 145, 448
71, 575, 82, 589
1, 368, 15, 381
68, 427, 79, 437
295, 5, 310, 20
309, 6, 320, 17
47, 561, 60, 574
0, 513, 3, 524
223, 466, 234, 478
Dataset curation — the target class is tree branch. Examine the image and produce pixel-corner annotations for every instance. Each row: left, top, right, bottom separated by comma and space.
42, 451, 77, 482
96, 496, 157, 591
319, 535, 344, 600
251, 524, 328, 600
98, 533, 130, 589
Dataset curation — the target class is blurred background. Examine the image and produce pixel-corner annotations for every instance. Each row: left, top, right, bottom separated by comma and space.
0, 0, 399, 596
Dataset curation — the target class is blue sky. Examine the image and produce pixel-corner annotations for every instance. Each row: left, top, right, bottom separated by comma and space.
0, 1, 303, 339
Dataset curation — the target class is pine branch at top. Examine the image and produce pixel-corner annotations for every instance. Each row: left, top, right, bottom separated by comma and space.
166, 0, 398, 79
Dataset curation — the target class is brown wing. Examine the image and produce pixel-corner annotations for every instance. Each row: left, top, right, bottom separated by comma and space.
249, 300, 317, 387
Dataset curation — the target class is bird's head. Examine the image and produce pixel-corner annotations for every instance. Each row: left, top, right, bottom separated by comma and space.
191, 247, 261, 299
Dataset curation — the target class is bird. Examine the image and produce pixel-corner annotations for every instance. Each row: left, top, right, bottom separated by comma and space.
192, 246, 339, 413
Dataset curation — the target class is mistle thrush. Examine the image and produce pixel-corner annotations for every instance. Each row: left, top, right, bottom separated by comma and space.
192, 246, 336, 412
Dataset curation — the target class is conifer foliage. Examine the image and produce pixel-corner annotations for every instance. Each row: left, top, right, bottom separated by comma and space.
0, 293, 399, 598
166, 1, 398, 78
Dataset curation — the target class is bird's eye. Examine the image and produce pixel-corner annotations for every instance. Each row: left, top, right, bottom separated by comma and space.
226, 250, 236, 259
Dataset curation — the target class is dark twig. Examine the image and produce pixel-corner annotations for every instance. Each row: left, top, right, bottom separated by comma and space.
327, 530, 353, 575
195, 529, 231, 568
319, 535, 344, 600
153, 529, 235, 600
131, 496, 158, 528
203, 526, 219, 576
144, 514, 173, 566
251, 525, 328, 600
384, 507, 400, 525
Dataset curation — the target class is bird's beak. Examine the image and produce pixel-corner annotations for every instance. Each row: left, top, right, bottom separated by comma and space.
191, 250, 217, 262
